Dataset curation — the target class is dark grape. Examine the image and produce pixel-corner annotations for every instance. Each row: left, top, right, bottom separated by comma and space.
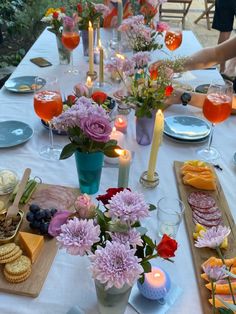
29, 204, 40, 213
43, 209, 52, 220
30, 220, 41, 229
50, 208, 57, 216
35, 210, 45, 221
26, 212, 35, 222
40, 222, 49, 235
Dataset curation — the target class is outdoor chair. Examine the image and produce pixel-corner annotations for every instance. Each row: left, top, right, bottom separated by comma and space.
159, 0, 193, 29
194, 0, 215, 30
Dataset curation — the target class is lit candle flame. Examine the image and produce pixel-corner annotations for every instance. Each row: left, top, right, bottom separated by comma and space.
112, 127, 117, 132
118, 118, 123, 123
114, 149, 124, 156
154, 273, 161, 278
116, 53, 125, 60
98, 39, 102, 48
89, 21, 92, 28
86, 76, 93, 87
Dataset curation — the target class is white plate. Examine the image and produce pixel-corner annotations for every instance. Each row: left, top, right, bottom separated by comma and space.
164, 115, 211, 141
4, 76, 46, 93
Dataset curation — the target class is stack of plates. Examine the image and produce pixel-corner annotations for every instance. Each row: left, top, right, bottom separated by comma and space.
164, 115, 211, 144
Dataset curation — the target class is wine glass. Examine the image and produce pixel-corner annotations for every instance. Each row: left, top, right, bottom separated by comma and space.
33, 77, 63, 161
197, 83, 233, 162
61, 18, 80, 74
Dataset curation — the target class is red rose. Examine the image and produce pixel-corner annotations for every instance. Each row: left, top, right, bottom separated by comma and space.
60, 7, 66, 13
67, 95, 77, 106
77, 3, 83, 14
97, 188, 131, 205
165, 85, 174, 96
53, 11, 59, 19
149, 68, 158, 80
156, 234, 178, 258
91, 91, 108, 105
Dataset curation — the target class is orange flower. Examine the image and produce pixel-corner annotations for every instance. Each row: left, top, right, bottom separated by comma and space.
165, 85, 174, 96
60, 7, 66, 13
91, 91, 108, 105
53, 11, 59, 19
149, 68, 158, 80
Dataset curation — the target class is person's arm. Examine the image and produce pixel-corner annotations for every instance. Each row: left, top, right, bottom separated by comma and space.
164, 89, 236, 110
184, 36, 236, 71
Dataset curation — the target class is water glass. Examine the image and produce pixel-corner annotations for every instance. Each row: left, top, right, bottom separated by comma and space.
157, 197, 185, 238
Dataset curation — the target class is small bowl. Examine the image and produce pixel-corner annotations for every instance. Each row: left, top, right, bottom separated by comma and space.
0, 210, 24, 244
0, 169, 18, 195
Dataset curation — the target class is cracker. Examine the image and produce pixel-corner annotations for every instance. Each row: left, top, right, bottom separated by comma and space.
0, 249, 22, 264
5, 255, 31, 276
3, 267, 31, 283
0, 243, 16, 257
0, 246, 20, 261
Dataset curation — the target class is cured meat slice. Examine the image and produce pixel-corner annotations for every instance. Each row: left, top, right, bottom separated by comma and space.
188, 191, 215, 209
31, 186, 76, 211
192, 211, 221, 227
193, 208, 222, 221
191, 205, 219, 214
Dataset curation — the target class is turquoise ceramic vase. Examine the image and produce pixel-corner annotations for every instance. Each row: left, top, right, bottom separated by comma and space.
74, 151, 104, 195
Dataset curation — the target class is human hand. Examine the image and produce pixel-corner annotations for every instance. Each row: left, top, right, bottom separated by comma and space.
163, 88, 184, 107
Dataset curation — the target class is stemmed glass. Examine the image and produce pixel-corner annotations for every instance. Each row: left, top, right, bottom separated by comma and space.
61, 18, 80, 74
197, 83, 233, 162
33, 77, 63, 161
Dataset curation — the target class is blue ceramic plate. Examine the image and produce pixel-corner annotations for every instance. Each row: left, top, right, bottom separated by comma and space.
164, 115, 211, 141
0, 121, 34, 148
4, 76, 46, 93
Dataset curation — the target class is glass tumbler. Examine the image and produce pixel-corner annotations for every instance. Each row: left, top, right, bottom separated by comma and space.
157, 197, 185, 238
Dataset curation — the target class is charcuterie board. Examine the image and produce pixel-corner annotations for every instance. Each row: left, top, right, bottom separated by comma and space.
174, 161, 236, 314
0, 183, 79, 298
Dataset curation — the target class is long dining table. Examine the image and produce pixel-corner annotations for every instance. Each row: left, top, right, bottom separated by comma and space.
0, 28, 236, 314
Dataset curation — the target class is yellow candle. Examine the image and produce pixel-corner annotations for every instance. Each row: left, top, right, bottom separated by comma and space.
88, 21, 94, 74
98, 39, 104, 84
86, 76, 93, 97
147, 110, 164, 181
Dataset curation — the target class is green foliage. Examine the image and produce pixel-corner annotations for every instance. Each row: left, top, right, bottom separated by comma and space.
0, 49, 25, 68
0, 0, 23, 28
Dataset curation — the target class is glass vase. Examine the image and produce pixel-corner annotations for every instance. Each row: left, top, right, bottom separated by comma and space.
56, 36, 71, 65
74, 151, 104, 195
95, 280, 132, 314
136, 111, 157, 145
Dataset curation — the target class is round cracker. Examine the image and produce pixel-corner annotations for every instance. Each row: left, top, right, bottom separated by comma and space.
0, 249, 22, 264
0, 243, 16, 257
3, 267, 31, 283
5, 255, 31, 276
0, 246, 20, 261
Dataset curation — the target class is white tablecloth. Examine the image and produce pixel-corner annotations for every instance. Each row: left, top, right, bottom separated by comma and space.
0, 29, 236, 314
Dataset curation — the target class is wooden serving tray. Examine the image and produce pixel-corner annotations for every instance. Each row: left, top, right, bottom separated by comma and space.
0, 183, 79, 298
174, 161, 236, 314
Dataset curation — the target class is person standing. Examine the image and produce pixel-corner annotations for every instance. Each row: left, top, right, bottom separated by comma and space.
212, 0, 236, 73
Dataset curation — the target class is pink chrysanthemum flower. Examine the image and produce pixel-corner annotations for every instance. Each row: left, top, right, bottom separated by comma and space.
57, 217, 100, 256
110, 229, 143, 248
89, 241, 143, 289
195, 225, 231, 249
202, 265, 227, 282
108, 190, 149, 223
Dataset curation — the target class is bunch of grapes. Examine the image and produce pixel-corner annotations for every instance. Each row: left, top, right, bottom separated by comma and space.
26, 204, 57, 235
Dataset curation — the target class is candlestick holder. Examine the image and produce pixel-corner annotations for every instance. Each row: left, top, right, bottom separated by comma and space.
86, 71, 97, 81
139, 171, 159, 189
94, 81, 111, 92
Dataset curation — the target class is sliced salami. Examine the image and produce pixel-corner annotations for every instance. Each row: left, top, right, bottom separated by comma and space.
191, 205, 219, 214
193, 208, 222, 221
188, 191, 215, 209
192, 211, 221, 227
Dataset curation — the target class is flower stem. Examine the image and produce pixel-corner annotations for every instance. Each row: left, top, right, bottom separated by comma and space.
142, 253, 158, 263
211, 280, 216, 314
216, 246, 236, 305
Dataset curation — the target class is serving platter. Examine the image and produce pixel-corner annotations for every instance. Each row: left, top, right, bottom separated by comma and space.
0, 183, 79, 298
174, 161, 236, 314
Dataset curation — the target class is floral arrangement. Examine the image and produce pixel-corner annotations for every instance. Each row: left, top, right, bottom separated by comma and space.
75, 0, 110, 30
41, 7, 66, 37
52, 97, 118, 159
106, 52, 181, 118
194, 225, 236, 313
49, 188, 178, 289
118, 15, 165, 52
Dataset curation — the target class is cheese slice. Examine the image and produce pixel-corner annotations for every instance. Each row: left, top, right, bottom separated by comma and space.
19, 231, 44, 263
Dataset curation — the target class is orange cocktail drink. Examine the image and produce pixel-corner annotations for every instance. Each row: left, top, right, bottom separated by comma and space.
62, 32, 80, 50
203, 93, 232, 124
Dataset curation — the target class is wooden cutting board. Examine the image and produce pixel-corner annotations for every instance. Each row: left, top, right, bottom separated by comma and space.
174, 161, 236, 314
0, 183, 79, 298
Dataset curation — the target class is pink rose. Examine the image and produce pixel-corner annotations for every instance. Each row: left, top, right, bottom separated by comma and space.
156, 22, 169, 32
75, 194, 96, 219
74, 83, 89, 97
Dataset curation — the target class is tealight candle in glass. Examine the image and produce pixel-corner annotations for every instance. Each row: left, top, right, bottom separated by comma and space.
114, 115, 128, 134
